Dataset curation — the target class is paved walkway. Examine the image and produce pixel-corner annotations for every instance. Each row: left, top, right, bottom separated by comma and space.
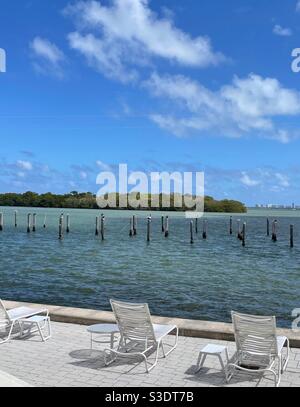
0, 321, 300, 387
0, 370, 32, 387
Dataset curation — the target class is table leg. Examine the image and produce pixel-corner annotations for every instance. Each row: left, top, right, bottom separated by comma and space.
20, 321, 24, 338
36, 321, 45, 342
218, 354, 230, 382
110, 333, 115, 350
195, 354, 207, 373
224, 348, 232, 382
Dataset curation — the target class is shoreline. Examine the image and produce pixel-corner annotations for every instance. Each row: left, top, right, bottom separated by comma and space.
1, 205, 300, 218
3, 299, 300, 348
0, 205, 246, 215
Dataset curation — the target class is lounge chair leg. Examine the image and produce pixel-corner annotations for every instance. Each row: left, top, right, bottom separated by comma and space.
267, 368, 280, 388
160, 341, 166, 358
37, 322, 45, 341
0, 322, 16, 344
146, 345, 160, 373
38, 318, 51, 342
104, 349, 117, 367
163, 327, 179, 358
47, 317, 52, 340
278, 356, 282, 381
90, 333, 93, 351
226, 363, 237, 383
282, 339, 290, 374
18, 321, 24, 338
41, 317, 51, 341
275, 372, 280, 388
143, 354, 149, 373
110, 333, 115, 350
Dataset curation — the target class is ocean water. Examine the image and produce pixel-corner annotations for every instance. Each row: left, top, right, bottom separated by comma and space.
0, 206, 299, 328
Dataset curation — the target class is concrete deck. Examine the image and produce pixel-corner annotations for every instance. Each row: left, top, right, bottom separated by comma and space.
0, 321, 300, 387
3, 300, 300, 347
0, 370, 32, 387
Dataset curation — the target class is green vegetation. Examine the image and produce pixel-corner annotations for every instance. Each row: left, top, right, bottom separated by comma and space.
0, 191, 247, 213
204, 196, 247, 213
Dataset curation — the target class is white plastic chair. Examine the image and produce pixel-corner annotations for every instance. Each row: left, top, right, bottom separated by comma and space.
104, 300, 178, 373
0, 300, 49, 344
228, 311, 290, 387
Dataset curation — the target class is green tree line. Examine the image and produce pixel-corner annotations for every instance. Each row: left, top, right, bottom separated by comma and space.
0, 191, 247, 213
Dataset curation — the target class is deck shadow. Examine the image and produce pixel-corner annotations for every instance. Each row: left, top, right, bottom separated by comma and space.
69, 349, 104, 360
184, 364, 266, 387
68, 347, 164, 376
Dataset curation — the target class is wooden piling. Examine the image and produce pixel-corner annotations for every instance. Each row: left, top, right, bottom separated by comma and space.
164, 216, 169, 238
230, 216, 233, 235
242, 223, 246, 247
190, 220, 194, 244
133, 215, 137, 236
272, 220, 278, 242
66, 214, 70, 233
0, 212, 3, 231
27, 213, 31, 233
290, 225, 294, 248
95, 217, 99, 236
161, 216, 165, 233
129, 218, 133, 237
267, 218, 270, 237
202, 220, 207, 240
147, 217, 151, 242
237, 219, 243, 240
32, 213, 36, 232
195, 218, 198, 234
14, 210, 17, 227
100, 215, 105, 241
59, 215, 64, 240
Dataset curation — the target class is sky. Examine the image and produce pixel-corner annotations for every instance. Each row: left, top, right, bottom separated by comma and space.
1, 0, 300, 206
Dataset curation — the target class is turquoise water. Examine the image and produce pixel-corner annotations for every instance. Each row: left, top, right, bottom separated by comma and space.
0, 206, 299, 328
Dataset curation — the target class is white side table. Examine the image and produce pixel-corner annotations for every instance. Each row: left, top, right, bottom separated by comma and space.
20, 315, 51, 342
195, 344, 230, 382
87, 324, 119, 350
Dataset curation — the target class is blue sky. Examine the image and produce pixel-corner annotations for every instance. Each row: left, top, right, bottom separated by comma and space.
1, 0, 300, 205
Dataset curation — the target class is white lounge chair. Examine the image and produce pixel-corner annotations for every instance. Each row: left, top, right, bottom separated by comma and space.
0, 300, 49, 344
104, 300, 178, 373
228, 311, 290, 387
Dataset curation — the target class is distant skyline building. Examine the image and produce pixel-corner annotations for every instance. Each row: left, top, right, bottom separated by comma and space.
255, 203, 299, 209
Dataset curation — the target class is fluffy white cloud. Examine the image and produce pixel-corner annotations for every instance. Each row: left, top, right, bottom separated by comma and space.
17, 160, 33, 171
65, 0, 225, 82
96, 160, 111, 171
68, 31, 138, 83
79, 171, 88, 179
240, 172, 260, 187
275, 173, 290, 188
273, 25, 292, 37
144, 72, 300, 142
61, 1, 300, 144
30, 37, 66, 78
